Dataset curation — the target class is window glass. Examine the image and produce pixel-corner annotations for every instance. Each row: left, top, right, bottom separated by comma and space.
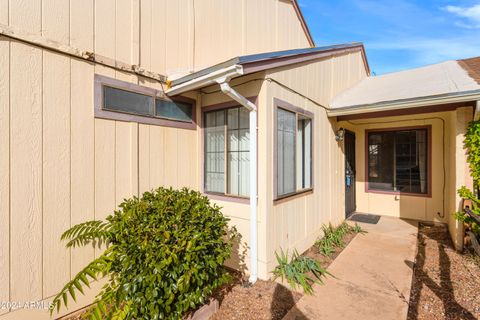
368, 129, 428, 194
104, 86, 153, 116
297, 117, 312, 190
155, 99, 193, 122
227, 107, 250, 196
204, 107, 249, 197
277, 108, 296, 196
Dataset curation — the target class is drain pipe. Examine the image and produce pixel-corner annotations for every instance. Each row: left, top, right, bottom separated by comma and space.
217, 80, 258, 284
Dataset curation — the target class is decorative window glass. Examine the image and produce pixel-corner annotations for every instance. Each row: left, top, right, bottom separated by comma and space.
204, 107, 250, 197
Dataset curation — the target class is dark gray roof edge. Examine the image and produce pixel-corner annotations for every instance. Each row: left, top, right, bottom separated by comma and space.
170, 43, 366, 87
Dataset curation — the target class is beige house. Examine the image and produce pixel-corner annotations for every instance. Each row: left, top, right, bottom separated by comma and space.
0, 0, 479, 319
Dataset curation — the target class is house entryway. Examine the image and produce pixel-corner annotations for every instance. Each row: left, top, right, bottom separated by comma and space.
344, 130, 356, 218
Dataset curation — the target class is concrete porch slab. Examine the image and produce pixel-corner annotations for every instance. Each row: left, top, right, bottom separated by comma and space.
283, 217, 418, 320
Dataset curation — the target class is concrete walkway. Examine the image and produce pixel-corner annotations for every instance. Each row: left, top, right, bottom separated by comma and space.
284, 216, 418, 320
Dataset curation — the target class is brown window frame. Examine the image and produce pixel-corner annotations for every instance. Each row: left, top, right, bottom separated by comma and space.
273, 98, 314, 202
365, 125, 432, 198
94, 74, 196, 130
201, 98, 258, 204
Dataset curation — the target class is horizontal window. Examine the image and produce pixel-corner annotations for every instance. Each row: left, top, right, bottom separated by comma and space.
204, 106, 250, 198
95, 75, 196, 129
276, 106, 312, 199
367, 128, 429, 195
104, 86, 154, 116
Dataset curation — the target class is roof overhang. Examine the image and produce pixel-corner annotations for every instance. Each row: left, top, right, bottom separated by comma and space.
328, 89, 480, 117
166, 43, 369, 96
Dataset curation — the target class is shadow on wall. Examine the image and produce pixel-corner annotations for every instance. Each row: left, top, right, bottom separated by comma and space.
226, 228, 248, 274
406, 225, 477, 320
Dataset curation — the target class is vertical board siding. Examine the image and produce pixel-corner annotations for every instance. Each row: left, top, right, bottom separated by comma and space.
94, 0, 116, 59
115, 0, 133, 64
42, 51, 71, 297
0, 38, 10, 315
10, 42, 43, 301
70, 0, 94, 51
3, 0, 312, 76
42, 0, 69, 44
70, 59, 95, 276
9, 0, 41, 34
0, 0, 8, 25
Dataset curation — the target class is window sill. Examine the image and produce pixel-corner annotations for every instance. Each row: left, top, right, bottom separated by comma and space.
204, 192, 250, 204
366, 189, 431, 198
274, 188, 313, 204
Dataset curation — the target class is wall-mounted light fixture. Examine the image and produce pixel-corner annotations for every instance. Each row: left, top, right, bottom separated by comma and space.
335, 128, 345, 141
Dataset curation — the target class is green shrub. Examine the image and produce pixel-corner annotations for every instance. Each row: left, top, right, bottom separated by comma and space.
456, 186, 480, 237
272, 249, 330, 295
464, 120, 480, 189
51, 187, 236, 320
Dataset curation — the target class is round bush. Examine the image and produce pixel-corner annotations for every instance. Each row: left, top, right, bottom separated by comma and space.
52, 187, 235, 320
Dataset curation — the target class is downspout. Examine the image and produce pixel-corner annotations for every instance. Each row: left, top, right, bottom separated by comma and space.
216, 80, 258, 284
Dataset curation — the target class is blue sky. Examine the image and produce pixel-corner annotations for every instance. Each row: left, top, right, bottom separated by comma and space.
299, 0, 480, 75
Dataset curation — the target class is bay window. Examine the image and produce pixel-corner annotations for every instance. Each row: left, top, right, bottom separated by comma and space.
204, 107, 250, 197
367, 127, 429, 195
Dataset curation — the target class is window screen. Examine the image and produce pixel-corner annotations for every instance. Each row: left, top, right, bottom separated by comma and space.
368, 129, 428, 194
155, 99, 193, 122
104, 86, 153, 116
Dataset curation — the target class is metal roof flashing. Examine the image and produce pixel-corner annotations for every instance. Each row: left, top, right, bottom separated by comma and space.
167, 43, 369, 95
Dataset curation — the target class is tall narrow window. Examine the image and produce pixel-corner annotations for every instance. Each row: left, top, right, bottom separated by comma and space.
367, 128, 428, 195
276, 107, 312, 198
204, 107, 250, 197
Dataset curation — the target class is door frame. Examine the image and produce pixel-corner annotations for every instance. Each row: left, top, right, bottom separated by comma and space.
344, 129, 356, 218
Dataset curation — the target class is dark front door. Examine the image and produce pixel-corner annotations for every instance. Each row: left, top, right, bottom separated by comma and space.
345, 130, 356, 217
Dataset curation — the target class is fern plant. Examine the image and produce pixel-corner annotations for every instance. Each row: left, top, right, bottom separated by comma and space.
51, 187, 236, 320
272, 249, 330, 295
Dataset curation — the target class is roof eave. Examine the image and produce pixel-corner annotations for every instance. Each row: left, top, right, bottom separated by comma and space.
328, 89, 480, 117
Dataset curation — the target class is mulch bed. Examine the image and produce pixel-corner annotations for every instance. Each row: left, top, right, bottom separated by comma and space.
407, 224, 480, 320
61, 232, 357, 320
211, 231, 357, 320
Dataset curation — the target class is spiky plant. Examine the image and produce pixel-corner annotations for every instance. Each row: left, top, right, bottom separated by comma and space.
272, 249, 330, 295
51, 187, 236, 320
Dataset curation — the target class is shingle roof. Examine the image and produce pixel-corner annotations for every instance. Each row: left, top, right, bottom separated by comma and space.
331, 59, 480, 109
458, 57, 480, 85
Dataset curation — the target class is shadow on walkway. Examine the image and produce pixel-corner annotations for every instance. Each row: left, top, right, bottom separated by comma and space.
407, 226, 477, 320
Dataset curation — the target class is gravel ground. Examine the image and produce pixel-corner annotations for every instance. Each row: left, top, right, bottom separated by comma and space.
407, 224, 480, 320
59, 232, 357, 320
211, 232, 357, 320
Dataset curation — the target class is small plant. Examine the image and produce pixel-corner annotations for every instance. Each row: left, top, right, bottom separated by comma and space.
352, 222, 365, 234
315, 222, 365, 257
50, 187, 237, 320
272, 249, 330, 295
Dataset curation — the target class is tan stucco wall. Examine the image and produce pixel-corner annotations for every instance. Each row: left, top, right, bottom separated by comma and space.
338, 111, 463, 224
0, 0, 311, 77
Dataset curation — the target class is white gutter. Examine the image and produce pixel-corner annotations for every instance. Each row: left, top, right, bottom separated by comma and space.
166, 65, 258, 284
216, 80, 258, 284
166, 64, 244, 96
329, 90, 480, 117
